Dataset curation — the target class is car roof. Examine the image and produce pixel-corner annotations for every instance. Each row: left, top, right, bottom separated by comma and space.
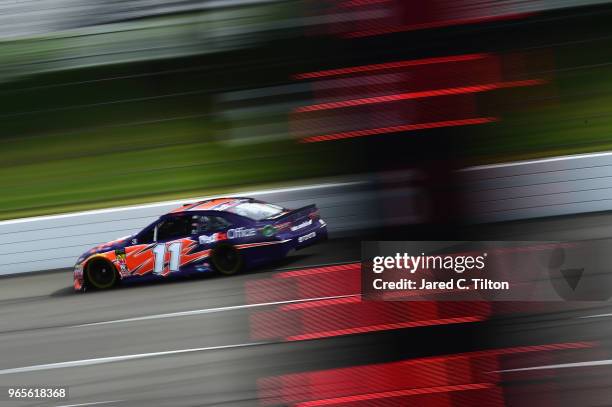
168, 197, 252, 215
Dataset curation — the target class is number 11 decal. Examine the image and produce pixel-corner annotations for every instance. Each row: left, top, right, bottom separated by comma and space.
152, 242, 182, 275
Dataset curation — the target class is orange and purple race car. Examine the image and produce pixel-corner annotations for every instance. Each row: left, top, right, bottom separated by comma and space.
73, 198, 327, 291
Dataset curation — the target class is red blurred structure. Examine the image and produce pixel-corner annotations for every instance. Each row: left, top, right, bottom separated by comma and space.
246, 261, 605, 406
246, 262, 489, 341
259, 342, 596, 406
292, 53, 546, 143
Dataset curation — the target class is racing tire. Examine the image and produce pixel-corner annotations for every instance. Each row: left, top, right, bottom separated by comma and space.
211, 244, 243, 276
85, 258, 118, 290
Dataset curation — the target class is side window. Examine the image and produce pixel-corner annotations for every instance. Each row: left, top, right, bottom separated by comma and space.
198, 216, 232, 233
156, 215, 191, 242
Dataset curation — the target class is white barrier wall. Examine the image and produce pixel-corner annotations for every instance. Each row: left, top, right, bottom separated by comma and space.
462, 152, 612, 224
5, 151, 612, 276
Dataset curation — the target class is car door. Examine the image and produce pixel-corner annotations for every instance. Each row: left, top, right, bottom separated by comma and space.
149, 214, 193, 276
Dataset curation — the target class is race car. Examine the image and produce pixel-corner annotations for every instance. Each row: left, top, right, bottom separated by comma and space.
73, 197, 327, 291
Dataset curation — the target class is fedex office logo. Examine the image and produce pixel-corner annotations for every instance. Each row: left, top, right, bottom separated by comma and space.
199, 232, 227, 244
199, 228, 256, 244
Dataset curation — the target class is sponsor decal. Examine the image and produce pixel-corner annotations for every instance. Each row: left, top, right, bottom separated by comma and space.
291, 219, 312, 232
194, 262, 211, 272
261, 225, 277, 237
199, 227, 257, 244
115, 249, 129, 276
74, 264, 83, 277
199, 232, 227, 244
227, 227, 256, 239
298, 232, 316, 243
198, 228, 257, 244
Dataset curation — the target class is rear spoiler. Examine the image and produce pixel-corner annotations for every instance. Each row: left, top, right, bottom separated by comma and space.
267, 204, 317, 221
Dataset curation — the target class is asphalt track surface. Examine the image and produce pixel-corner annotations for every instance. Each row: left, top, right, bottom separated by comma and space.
5, 214, 612, 406
0, 238, 366, 407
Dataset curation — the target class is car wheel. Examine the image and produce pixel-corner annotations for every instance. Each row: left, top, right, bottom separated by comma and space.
86, 258, 118, 290
211, 244, 243, 275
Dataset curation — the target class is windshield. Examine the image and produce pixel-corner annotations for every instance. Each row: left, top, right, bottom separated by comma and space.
227, 202, 284, 220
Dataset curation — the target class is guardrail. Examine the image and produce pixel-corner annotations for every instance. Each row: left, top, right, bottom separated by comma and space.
4, 151, 612, 276
462, 151, 612, 224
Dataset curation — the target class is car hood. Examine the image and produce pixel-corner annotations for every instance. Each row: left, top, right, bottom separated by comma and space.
75, 234, 134, 265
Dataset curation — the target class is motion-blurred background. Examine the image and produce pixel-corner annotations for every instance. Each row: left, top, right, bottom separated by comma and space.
3, 0, 612, 221
4, 1, 612, 406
